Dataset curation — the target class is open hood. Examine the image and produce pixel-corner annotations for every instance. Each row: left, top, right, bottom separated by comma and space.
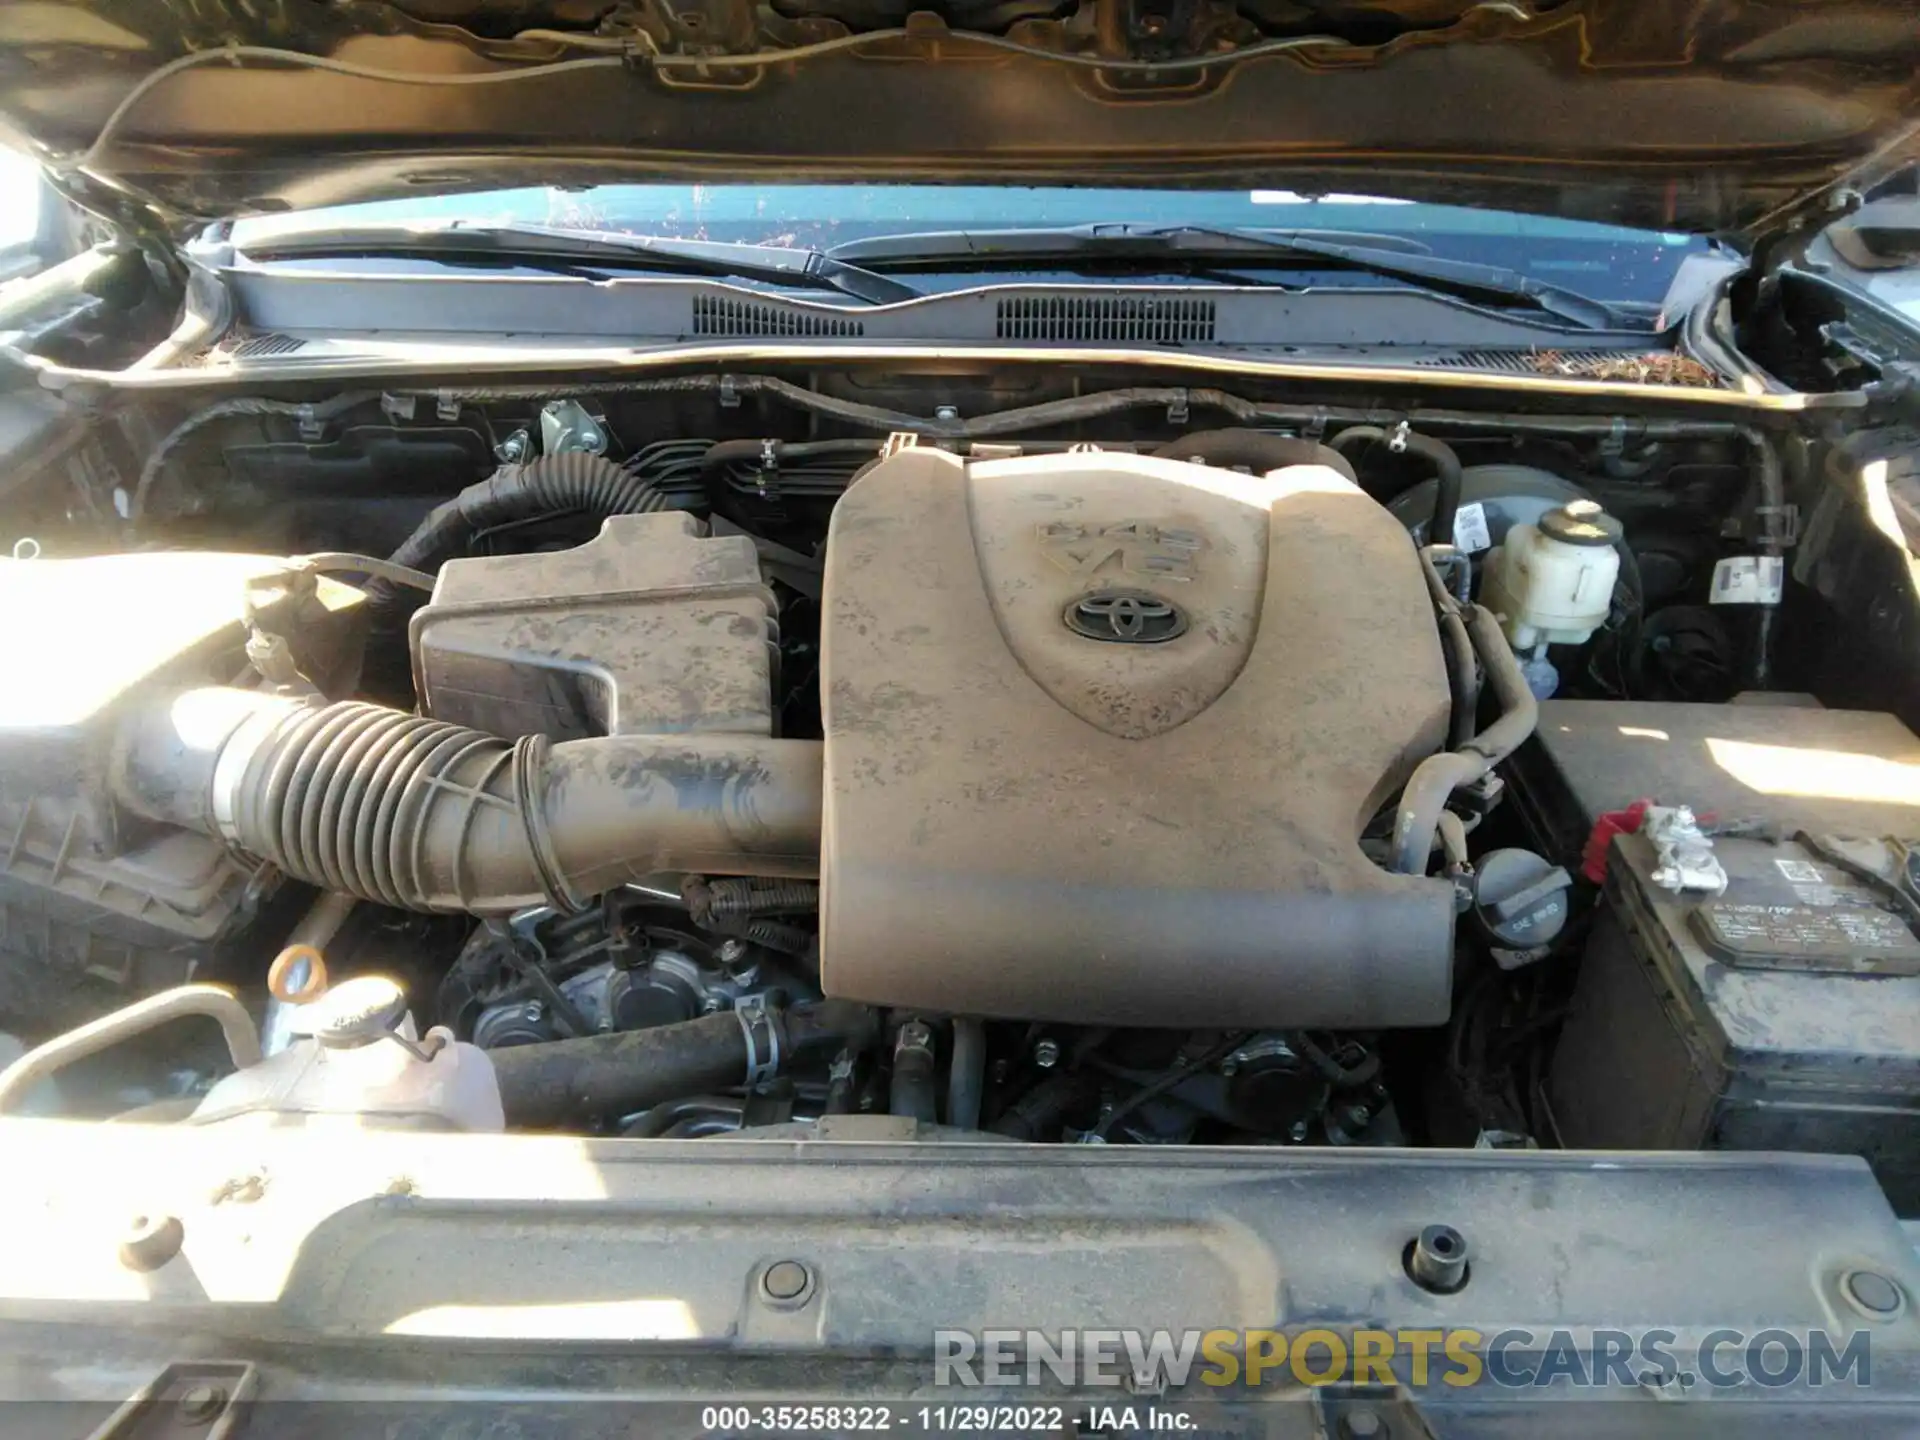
2, 0, 1918, 244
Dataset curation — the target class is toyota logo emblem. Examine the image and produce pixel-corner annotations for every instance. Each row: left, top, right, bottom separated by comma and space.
1064, 589, 1189, 644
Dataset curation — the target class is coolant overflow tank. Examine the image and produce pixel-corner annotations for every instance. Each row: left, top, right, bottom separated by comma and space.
818, 447, 1457, 1028
191, 976, 504, 1131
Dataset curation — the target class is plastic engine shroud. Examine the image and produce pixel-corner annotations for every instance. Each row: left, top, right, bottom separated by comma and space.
818, 448, 1456, 1028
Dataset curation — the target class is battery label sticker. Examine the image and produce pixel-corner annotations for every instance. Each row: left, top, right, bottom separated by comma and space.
1711, 555, 1785, 605
1451, 502, 1493, 554
1775, 858, 1825, 884
1710, 903, 1913, 952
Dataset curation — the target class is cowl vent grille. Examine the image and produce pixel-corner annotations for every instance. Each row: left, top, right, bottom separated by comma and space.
691, 295, 865, 338
1414, 347, 1726, 388
222, 332, 306, 359
996, 295, 1216, 344
1415, 348, 1624, 375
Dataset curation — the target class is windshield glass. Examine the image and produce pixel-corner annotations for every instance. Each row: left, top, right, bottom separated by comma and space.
231, 185, 1708, 309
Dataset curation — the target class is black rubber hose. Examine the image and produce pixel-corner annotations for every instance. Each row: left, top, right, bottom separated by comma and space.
1420, 546, 1481, 752
702, 438, 881, 468
890, 1028, 939, 1123
824, 1050, 858, 1114
1152, 429, 1359, 484
1423, 544, 1473, 606
1437, 610, 1478, 751
487, 999, 879, 1128
1389, 604, 1539, 875
988, 1072, 1097, 1141
948, 1018, 987, 1131
367, 452, 667, 610
1332, 426, 1465, 546
1289, 1031, 1382, 1088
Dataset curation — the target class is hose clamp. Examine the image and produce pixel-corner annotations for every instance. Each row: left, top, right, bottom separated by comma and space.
512, 733, 584, 912
735, 995, 783, 1091
209, 694, 306, 844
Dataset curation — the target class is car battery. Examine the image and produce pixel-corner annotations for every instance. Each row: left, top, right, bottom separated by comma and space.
1527, 700, 1920, 1212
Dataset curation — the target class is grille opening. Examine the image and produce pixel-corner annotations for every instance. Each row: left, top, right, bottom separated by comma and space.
691, 294, 865, 338
995, 295, 1216, 344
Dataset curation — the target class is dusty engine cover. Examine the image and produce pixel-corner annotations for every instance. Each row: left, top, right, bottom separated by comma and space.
819, 447, 1456, 1027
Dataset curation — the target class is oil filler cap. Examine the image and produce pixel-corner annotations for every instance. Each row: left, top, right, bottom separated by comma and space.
1470, 849, 1573, 953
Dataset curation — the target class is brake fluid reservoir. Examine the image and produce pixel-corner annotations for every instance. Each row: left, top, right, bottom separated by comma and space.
1481, 499, 1623, 651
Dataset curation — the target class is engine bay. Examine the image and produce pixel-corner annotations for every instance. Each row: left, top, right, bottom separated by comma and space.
3, 367, 1917, 1194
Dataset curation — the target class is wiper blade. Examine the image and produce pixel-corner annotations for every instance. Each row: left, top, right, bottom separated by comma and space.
831, 225, 1439, 261
828, 224, 1628, 329
241, 222, 919, 305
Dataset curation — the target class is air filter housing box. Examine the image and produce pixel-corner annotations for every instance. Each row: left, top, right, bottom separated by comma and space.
412, 514, 780, 740
0, 552, 342, 1031
818, 447, 1455, 1027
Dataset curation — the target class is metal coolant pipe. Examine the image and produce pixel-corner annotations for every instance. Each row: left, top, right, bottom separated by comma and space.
116, 688, 822, 913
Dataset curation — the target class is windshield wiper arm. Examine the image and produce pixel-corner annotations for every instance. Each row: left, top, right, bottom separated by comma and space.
242, 222, 920, 305
828, 223, 1628, 329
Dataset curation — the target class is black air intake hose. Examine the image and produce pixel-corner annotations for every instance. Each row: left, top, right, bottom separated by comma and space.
116, 689, 821, 913
368, 452, 667, 610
